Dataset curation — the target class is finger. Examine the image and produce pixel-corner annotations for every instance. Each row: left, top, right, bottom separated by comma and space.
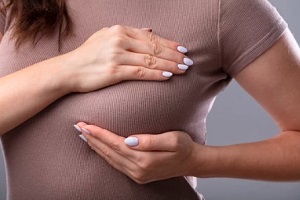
115, 65, 175, 81
88, 139, 149, 184
83, 130, 143, 179
87, 133, 176, 181
86, 134, 133, 175
76, 123, 144, 165
108, 25, 193, 66
116, 51, 189, 74
126, 38, 193, 66
76, 122, 88, 127
123, 26, 184, 53
78, 124, 136, 158
141, 28, 152, 32
124, 132, 181, 152
79, 124, 124, 148
84, 131, 121, 161
109, 25, 187, 54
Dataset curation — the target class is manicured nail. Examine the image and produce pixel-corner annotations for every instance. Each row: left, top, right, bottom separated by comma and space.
183, 58, 194, 66
74, 124, 81, 133
178, 64, 189, 70
124, 137, 139, 147
177, 46, 188, 53
79, 134, 87, 143
142, 28, 152, 32
162, 71, 173, 78
81, 128, 91, 135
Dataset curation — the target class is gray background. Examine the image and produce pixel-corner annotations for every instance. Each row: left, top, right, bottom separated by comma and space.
0, 0, 299, 199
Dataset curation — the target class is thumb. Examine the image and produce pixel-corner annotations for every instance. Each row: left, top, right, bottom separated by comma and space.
124, 132, 179, 152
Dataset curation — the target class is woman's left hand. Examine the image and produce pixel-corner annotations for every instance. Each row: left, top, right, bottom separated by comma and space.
75, 122, 199, 184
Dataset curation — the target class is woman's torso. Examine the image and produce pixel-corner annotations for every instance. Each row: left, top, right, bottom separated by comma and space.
0, 0, 228, 199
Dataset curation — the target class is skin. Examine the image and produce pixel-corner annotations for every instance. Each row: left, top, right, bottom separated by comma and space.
1, 22, 299, 185
0, 25, 190, 135
76, 29, 300, 184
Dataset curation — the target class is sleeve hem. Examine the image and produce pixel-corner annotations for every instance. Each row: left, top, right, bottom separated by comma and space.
226, 19, 288, 78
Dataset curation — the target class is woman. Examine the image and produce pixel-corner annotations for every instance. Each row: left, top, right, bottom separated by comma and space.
1, 0, 300, 199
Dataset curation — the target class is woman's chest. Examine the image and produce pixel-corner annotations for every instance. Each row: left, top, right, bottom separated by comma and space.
1, 0, 227, 141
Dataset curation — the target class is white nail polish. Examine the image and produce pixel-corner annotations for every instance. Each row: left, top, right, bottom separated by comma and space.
177, 46, 188, 53
81, 128, 91, 135
79, 134, 88, 143
178, 64, 189, 70
162, 71, 173, 78
74, 125, 82, 133
124, 137, 139, 147
183, 58, 194, 66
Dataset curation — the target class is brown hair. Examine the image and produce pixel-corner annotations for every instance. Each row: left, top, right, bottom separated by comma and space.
1, 0, 72, 49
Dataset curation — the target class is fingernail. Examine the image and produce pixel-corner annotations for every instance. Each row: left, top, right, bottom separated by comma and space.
183, 58, 194, 66
142, 28, 152, 32
162, 71, 173, 78
79, 134, 87, 143
74, 124, 81, 133
124, 137, 139, 147
178, 64, 189, 70
177, 46, 188, 53
81, 128, 91, 135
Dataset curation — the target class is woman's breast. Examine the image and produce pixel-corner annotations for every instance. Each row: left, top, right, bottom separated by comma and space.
63, 78, 206, 136
0, 1, 223, 196
2, 77, 209, 200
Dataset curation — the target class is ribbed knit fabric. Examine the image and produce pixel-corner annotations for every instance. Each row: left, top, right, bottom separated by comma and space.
0, 1, 5, 34
0, 0, 287, 199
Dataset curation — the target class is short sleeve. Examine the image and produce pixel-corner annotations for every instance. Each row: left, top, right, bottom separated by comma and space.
0, 1, 6, 33
219, 0, 288, 77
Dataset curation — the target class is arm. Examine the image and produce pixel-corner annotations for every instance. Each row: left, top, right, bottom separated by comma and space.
0, 54, 70, 135
76, 30, 300, 183
0, 31, 67, 135
192, 30, 300, 181
0, 26, 190, 135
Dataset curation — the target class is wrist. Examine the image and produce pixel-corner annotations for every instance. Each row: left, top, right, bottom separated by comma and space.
52, 52, 81, 94
38, 54, 73, 96
58, 49, 96, 93
188, 144, 221, 178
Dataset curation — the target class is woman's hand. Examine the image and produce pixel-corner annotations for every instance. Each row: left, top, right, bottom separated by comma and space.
62, 25, 193, 93
75, 122, 199, 184
0, 26, 192, 135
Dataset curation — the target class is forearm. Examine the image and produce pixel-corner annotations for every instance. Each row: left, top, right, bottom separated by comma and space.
193, 131, 300, 181
0, 55, 70, 135
0, 26, 189, 136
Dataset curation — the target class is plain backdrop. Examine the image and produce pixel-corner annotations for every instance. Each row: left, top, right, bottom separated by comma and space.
0, 0, 299, 199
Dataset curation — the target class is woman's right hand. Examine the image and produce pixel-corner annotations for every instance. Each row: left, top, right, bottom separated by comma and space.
62, 25, 193, 93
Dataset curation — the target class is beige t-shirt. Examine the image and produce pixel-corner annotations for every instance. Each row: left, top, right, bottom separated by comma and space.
0, 0, 287, 199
